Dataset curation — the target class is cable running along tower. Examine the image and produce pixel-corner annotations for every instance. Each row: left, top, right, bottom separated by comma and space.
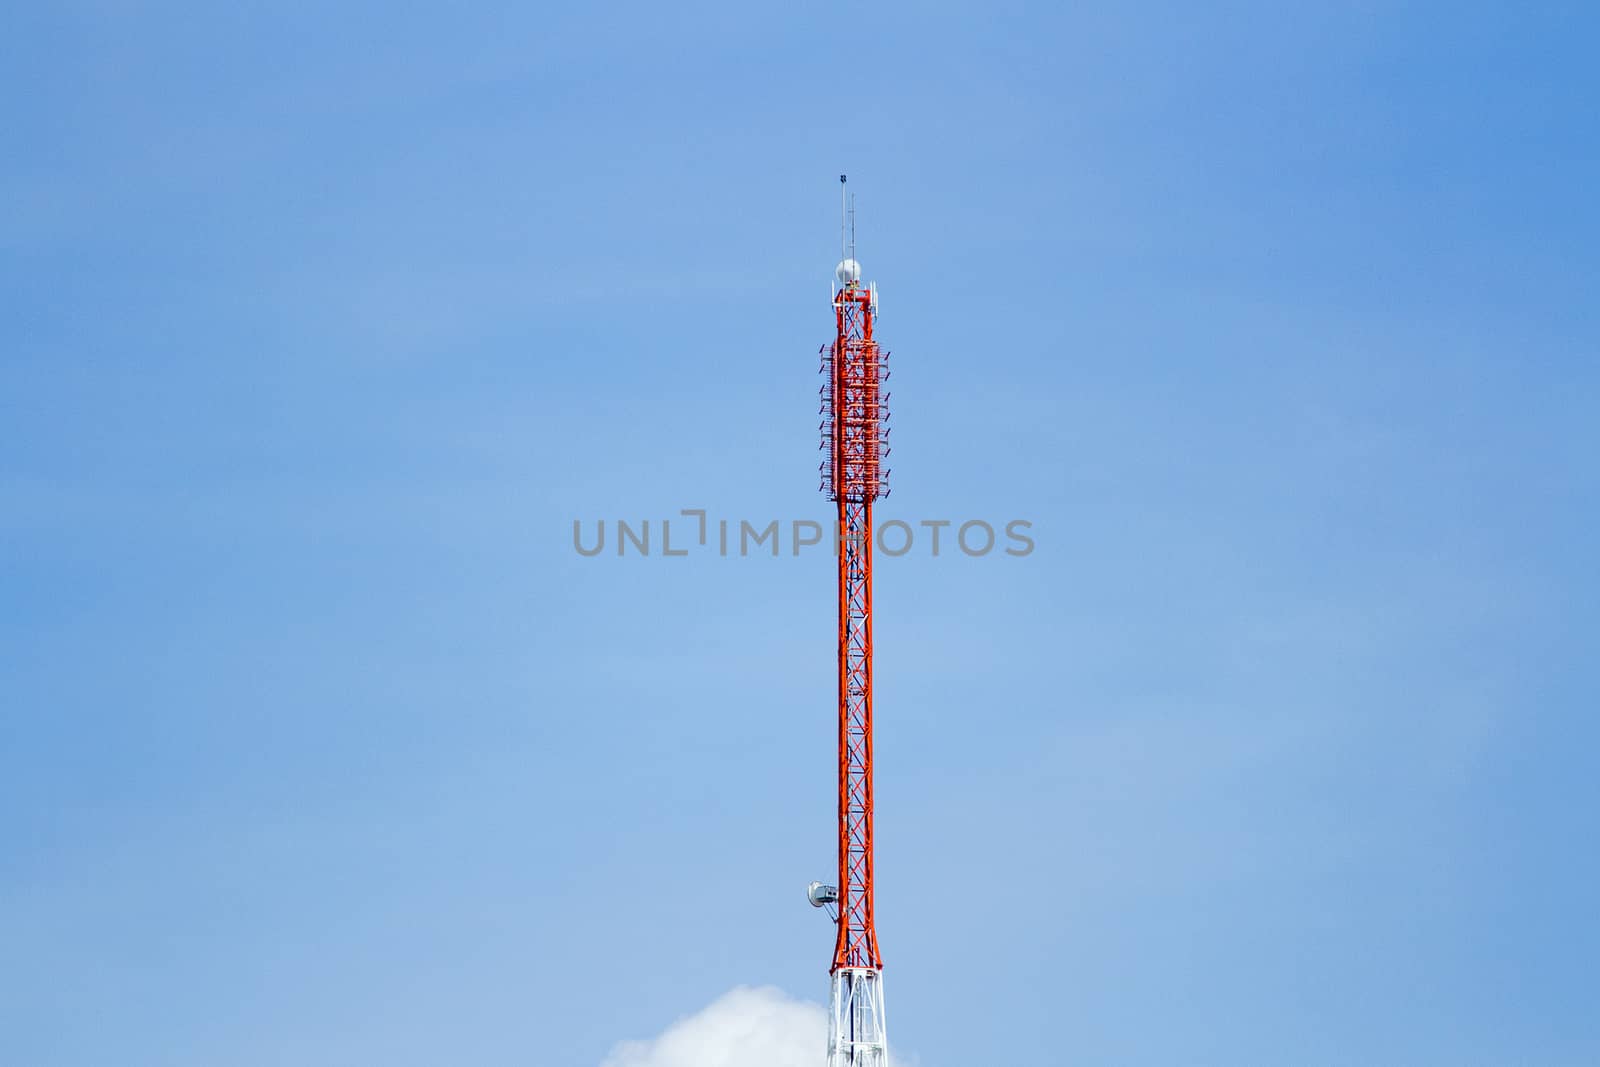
808, 175, 890, 1067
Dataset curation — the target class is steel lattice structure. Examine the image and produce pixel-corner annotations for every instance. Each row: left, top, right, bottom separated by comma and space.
810, 176, 891, 1067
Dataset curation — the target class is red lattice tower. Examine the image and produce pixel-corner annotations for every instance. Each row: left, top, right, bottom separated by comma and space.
809, 176, 891, 1067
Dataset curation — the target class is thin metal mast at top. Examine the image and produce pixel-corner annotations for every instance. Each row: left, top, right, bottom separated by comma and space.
841, 174, 848, 268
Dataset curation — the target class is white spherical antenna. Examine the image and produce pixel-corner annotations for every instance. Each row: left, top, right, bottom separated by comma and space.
835, 258, 862, 286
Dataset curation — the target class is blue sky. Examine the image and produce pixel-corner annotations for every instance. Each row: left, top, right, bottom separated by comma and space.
3, 2, 1597, 1064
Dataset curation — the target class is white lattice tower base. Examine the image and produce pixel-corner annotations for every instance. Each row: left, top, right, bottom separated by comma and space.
828, 967, 888, 1067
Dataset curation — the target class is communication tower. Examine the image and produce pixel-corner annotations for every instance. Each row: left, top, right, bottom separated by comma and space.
808, 174, 891, 1067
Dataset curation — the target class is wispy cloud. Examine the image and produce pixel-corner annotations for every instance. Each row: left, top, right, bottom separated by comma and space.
601, 986, 826, 1067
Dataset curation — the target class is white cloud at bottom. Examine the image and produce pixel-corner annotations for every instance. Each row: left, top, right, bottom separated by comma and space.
601, 986, 827, 1067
